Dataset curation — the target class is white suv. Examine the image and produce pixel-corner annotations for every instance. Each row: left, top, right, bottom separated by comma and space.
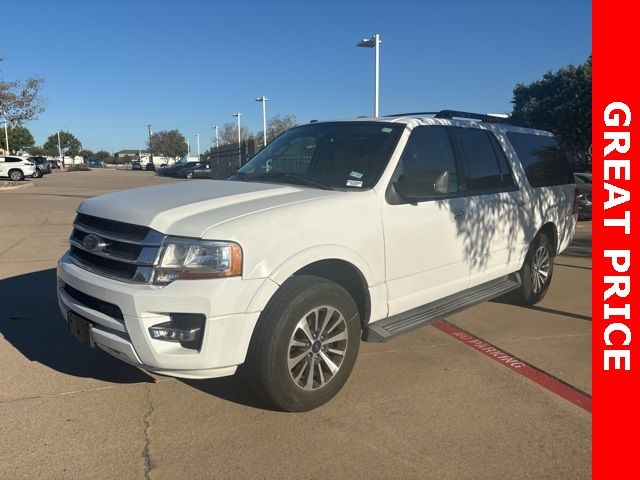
0, 156, 36, 181
57, 111, 577, 411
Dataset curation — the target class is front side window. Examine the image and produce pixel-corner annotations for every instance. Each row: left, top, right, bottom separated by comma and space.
235, 122, 404, 190
395, 126, 459, 193
453, 127, 512, 192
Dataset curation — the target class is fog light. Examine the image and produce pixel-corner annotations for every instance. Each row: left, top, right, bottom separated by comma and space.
148, 313, 206, 351
149, 323, 200, 342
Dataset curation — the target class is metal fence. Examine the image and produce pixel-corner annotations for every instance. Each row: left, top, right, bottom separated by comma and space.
205, 139, 257, 179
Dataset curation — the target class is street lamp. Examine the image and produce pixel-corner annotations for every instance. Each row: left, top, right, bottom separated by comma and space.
255, 96, 268, 147
1, 110, 9, 154
212, 125, 219, 150
233, 113, 243, 165
195, 133, 200, 160
186, 138, 190, 156
57, 130, 63, 161
356, 34, 381, 117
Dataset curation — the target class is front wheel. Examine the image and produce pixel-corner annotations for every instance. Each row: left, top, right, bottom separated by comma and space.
186, 171, 193, 179
9, 169, 24, 181
245, 275, 361, 412
32, 169, 43, 178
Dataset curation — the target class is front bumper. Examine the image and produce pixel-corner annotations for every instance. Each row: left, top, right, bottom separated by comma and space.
57, 252, 267, 379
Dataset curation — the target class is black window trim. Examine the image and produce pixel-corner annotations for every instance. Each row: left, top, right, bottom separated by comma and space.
386, 125, 518, 205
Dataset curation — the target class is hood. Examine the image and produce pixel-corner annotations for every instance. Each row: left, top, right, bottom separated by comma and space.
77, 180, 339, 238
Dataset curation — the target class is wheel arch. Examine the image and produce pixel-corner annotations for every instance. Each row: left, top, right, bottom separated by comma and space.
538, 222, 558, 255
248, 247, 379, 327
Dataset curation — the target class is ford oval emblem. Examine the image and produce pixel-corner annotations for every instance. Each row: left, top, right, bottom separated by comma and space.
82, 233, 107, 252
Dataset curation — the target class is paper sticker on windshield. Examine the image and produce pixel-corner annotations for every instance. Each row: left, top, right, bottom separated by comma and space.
346, 179, 363, 187
381, 127, 393, 133
349, 171, 363, 179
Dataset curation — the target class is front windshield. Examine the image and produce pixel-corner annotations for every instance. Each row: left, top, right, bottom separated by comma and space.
233, 122, 404, 190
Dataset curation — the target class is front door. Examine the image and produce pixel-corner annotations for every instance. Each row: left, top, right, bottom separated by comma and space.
381, 126, 470, 316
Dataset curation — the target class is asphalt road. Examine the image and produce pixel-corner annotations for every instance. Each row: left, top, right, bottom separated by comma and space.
0, 170, 591, 479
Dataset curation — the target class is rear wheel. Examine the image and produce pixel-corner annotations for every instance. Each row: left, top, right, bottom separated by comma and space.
9, 169, 24, 181
245, 275, 361, 412
505, 233, 554, 305
186, 171, 193, 179
32, 168, 43, 178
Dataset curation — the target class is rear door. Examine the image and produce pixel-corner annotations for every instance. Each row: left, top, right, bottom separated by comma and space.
450, 127, 524, 285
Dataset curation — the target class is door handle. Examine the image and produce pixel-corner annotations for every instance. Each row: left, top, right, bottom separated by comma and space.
452, 210, 466, 222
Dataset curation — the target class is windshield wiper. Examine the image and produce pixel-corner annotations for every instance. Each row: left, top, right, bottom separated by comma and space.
254, 173, 333, 190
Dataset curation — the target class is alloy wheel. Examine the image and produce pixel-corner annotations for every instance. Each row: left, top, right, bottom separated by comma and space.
287, 306, 348, 391
531, 246, 550, 294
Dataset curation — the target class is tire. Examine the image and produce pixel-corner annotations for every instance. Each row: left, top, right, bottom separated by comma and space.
186, 171, 193, 179
245, 275, 361, 412
9, 169, 24, 181
32, 168, 43, 179
505, 233, 554, 305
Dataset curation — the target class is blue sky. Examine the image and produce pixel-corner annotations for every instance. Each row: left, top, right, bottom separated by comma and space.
2, 0, 591, 152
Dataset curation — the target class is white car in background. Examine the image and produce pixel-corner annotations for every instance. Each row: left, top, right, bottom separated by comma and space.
0, 156, 36, 181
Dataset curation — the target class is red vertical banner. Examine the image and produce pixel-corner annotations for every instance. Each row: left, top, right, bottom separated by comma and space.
593, 1, 640, 477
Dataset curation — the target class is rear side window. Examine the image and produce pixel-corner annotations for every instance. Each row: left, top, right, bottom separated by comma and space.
5, 157, 22, 163
452, 127, 514, 192
506, 132, 574, 187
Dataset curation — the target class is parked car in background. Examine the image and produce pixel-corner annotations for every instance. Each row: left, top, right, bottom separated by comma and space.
146, 162, 156, 171
0, 156, 36, 181
573, 173, 592, 220
131, 161, 142, 171
57, 111, 577, 412
28, 156, 52, 178
177, 163, 211, 179
87, 161, 103, 168
49, 159, 62, 169
157, 158, 191, 177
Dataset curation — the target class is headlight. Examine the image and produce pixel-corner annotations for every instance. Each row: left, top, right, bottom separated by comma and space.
154, 238, 242, 285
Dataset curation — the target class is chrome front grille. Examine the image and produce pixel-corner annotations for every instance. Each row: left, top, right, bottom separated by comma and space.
69, 213, 165, 283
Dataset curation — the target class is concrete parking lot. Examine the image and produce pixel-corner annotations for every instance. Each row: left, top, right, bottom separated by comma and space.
0, 170, 591, 479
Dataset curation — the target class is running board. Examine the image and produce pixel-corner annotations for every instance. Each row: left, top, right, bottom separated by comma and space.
363, 273, 521, 342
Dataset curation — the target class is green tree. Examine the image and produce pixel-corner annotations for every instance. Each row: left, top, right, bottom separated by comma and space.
6, 125, 35, 153
0, 57, 46, 125
27, 146, 48, 156
43, 131, 82, 157
147, 129, 188, 158
79, 149, 95, 159
257, 114, 298, 145
95, 150, 110, 161
511, 56, 591, 149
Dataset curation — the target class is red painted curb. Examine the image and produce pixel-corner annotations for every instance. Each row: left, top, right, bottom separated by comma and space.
433, 320, 592, 413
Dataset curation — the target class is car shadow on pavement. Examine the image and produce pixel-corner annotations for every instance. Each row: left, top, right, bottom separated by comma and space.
0, 268, 154, 384
180, 373, 279, 411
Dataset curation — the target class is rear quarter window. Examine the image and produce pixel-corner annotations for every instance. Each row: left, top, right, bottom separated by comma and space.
506, 132, 574, 187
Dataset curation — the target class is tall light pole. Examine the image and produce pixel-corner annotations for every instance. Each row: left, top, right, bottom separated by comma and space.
2, 110, 9, 154
356, 34, 381, 117
186, 138, 190, 156
146, 124, 153, 163
57, 130, 63, 161
212, 125, 219, 150
233, 113, 242, 165
255, 96, 268, 147
195, 133, 200, 160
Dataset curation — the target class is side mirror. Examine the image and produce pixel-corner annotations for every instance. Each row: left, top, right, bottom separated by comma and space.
393, 169, 450, 201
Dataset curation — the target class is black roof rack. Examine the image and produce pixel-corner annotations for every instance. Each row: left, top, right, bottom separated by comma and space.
384, 110, 531, 128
